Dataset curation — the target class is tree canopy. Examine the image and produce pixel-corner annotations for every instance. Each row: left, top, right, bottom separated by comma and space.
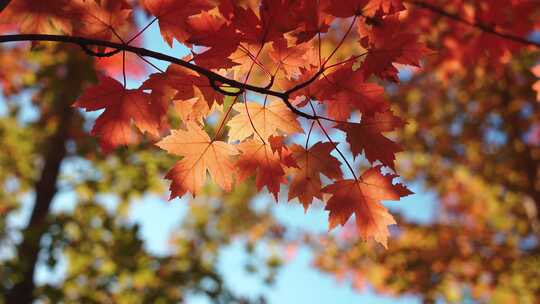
0, 0, 539, 303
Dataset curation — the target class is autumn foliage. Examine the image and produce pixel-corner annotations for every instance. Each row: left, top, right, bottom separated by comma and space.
0, 0, 432, 247
2, 0, 540, 303
1, 0, 539, 251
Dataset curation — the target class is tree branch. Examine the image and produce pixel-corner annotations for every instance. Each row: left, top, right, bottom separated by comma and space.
0, 34, 326, 121
0, 34, 286, 96
409, 0, 540, 49
0, 0, 11, 14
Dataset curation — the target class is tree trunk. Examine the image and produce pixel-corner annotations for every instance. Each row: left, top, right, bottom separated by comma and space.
3, 48, 90, 303
5, 104, 72, 304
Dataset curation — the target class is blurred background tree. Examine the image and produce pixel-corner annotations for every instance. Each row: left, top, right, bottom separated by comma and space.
311, 50, 540, 304
310, 2, 540, 303
0, 44, 285, 303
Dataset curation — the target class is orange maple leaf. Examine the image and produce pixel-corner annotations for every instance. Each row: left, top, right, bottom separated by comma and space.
236, 139, 294, 200
322, 166, 412, 248
227, 100, 302, 142
269, 38, 317, 79
532, 64, 540, 101
75, 0, 132, 41
156, 122, 238, 199
173, 97, 210, 125
2, 0, 73, 34
288, 142, 343, 211
74, 75, 161, 151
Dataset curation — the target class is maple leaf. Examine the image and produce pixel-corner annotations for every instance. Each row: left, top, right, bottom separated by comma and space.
292, 0, 333, 43
269, 39, 317, 79
325, 0, 370, 18
2, 0, 73, 34
163, 65, 198, 100
358, 13, 432, 82
156, 121, 238, 199
236, 139, 294, 200
169, 65, 224, 107
143, 0, 213, 46
143, 65, 223, 108
268, 135, 298, 168
268, 135, 286, 155
322, 166, 412, 248
173, 97, 210, 125
74, 0, 133, 41
186, 11, 235, 46
226, 4, 264, 44
220, 0, 299, 44
227, 100, 302, 142
364, 0, 405, 16
186, 11, 240, 69
532, 64, 540, 101
140, 71, 177, 119
259, 0, 302, 42
316, 62, 389, 120
337, 110, 404, 169
227, 43, 271, 79
288, 143, 343, 211
74, 75, 161, 151
285, 67, 326, 105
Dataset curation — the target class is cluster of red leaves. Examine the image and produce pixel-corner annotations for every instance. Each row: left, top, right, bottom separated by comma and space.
1, 0, 433, 247
403, 0, 540, 78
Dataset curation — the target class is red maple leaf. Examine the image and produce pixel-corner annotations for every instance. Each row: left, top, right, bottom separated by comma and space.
359, 13, 432, 82
186, 11, 240, 69
325, 0, 370, 18
74, 75, 161, 151
143, 0, 213, 46
236, 139, 295, 200
322, 166, 412, 247
288, 142, 343, 211
316, 62, 389, 120
337, 110, 404, 169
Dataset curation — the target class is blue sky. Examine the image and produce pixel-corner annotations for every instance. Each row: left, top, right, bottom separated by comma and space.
123, 185, 434, 304
2, 13, 438, 304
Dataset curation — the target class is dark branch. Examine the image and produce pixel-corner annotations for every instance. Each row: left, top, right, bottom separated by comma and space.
78, 43, 122, 57
0, 34, 321, 120
0, 0, 11, 14
410, 0, 540, 49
